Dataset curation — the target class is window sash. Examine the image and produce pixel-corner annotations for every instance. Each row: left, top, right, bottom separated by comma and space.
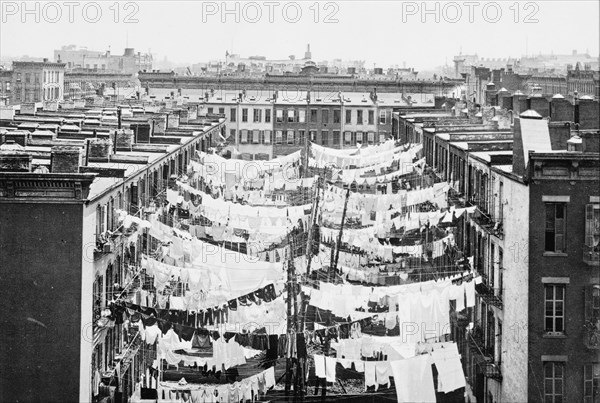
545, 285, 565, 333
287, 130, 294, 144
264, 130, 272, 144
584, 363, 600, 401
545, 203, 566, 252
379, 110, 386, 124
345, 110, 352, 124
356, 131, 363, 143
299, 110, 306, 123
544, 362, 564, 402
242, 109, 248, 122
275, 130, 283, 144
240, 130, 248, 143
252, 130, 260, 144
310, 109, 318, 123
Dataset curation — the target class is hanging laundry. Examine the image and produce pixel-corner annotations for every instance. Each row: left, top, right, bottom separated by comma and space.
390, 354, 436, 403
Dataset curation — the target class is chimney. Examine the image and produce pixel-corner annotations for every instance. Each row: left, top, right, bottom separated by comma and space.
114, 129, 134, 149
50, 146, 82, 173
550, 94, 573, 122
0, 141, 32, 172
87, 137, 113, 159
576, 98, 600, 130
548, 121, 571, 150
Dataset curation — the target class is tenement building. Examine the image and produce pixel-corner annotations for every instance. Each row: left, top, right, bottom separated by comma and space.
397, 89, 599, 402
0, 101, 225, 402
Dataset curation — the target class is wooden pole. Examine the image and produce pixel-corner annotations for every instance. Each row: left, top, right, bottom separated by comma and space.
285, 233, 293, 396
332, 188, 351, 273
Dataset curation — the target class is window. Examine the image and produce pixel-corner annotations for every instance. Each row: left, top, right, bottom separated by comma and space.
310, 109, 318, 123
265, 109, 271, 123
287, 130, 295, 145
345, 110, 352, 124
379, 134, 386, 143
545, 284, 565, 333
545, 203, 566, 253
584, 363, 600, 403
368, 132, 375, 143
333, 130, 340, 146
253, 109, 262, 123
322, 109, 329, 124
356, 131, 363, 143
264, 130, 272, 144
544, 362, 564, 403
275, 130, 283, 144
344, 131, 352, 145
276, 109, 283, 123
219, 107, 225, 114
25, 73, 30, 84
207, 107, 213, 114
499, 181, 504, 221
230, 108, 236, 122
310, 130, 317, 141
287, 109, 295, 123
240, 130, 248, 144
321, 130, 328, 145
585, 285, 600, 327
585, 204, 600, 247
379, 110, 386, 124
333, 110, 341, 123
230, 129, 236, 140
357, 110, 363, 124
242, 108, 248, 122
298, 130, 305, 145
298, 110, 306, 123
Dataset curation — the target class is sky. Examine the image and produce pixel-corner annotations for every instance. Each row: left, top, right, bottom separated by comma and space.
1, 0, 599, 70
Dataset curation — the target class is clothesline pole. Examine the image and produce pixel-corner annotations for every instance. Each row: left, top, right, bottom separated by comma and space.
285, 231, 294, 397
305, 176, 322, 275
332, 188, 351, 274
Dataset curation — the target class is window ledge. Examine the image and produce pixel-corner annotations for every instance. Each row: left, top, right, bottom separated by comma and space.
543, 252, 568, 257
542, 333, 567, 339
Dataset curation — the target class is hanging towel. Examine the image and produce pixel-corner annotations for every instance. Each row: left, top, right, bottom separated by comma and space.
314, 354, 326, 379
390, 354, 436, 403
325, 357, 337, 382
465, 280, 476, 308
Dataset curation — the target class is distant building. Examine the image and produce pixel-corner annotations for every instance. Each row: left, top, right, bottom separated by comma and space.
0, 59, 66, 105
54, 45, 152, 75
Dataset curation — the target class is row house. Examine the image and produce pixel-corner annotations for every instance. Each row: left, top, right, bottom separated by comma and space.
0, 60, 66, 105
434, 107, 599, 402
202, 89, 427, 158
0, 102, 225, 402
